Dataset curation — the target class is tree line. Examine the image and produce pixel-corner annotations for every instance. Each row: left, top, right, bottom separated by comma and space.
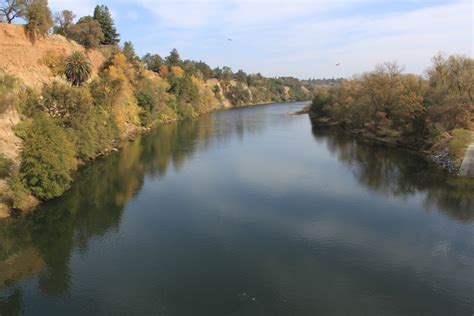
310, 54, 473, 163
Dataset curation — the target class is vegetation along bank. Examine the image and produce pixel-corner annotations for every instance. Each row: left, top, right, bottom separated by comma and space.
308, 55, 473, 174
0, 1, 319, 218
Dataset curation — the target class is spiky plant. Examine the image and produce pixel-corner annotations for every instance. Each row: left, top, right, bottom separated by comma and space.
64, 51, 92, 86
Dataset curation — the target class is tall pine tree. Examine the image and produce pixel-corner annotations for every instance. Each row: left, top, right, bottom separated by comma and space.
93, 5, 119, 45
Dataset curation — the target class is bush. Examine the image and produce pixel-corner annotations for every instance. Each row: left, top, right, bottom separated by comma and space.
311, 92, 332, 116
7, 175, 32, 210
39, 81, 92, 122
0, 155, 13, 178
0, 74, 16, 114
19, 115, 77, 200
41, 50, 66, 77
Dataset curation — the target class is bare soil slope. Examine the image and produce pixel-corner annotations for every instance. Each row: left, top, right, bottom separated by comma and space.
0, 24, 104, 88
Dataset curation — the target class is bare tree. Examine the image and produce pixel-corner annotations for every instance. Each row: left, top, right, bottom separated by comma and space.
0, 0, 28, 24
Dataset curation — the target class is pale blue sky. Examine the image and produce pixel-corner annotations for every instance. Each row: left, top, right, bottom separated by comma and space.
49, 0, 473, 78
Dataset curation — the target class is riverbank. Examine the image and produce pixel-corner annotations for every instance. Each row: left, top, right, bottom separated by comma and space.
308, 113, 469, 176
0, 100, 301, 220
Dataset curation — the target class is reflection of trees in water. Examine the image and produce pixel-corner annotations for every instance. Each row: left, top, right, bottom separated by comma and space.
310, 117, 474, 221
0, 109, 271, 301
0, 288, 22, 315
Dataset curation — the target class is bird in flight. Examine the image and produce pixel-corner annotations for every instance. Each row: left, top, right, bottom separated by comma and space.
336, 63, 341, 67
228, 38, 233, 41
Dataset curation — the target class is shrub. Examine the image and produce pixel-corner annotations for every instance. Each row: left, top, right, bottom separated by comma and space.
7, 175, 32, 210
0, 155, 13, 178
64, 51, 92, 86
41, 50, 66, 77
311, 92, 332, 116
39, 81, 92, 121
19, 115, 77, 200
0, 73, 17, 114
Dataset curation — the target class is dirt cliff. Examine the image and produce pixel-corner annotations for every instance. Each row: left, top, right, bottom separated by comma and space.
0, 24, 104, 88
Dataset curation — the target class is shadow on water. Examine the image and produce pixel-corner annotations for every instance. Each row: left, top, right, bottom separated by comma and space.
0, 109, 270, 302
309, 116, 474, 222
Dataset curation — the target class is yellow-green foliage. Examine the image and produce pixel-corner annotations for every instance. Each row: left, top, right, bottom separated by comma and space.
100, 53, 142, 134
7, 175, 32, 210
18, 115, 77, 200
449, 129, 472, 163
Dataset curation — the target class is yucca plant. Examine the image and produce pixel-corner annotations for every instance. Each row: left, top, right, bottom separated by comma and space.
64, 51, 92, 86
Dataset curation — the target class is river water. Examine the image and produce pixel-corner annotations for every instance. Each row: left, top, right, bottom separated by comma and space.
1, 102, 473, 315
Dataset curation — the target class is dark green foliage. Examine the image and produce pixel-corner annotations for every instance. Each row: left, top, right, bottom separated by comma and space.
311, 93, 332, 116
67, 108, 118, 159
24, 0, 53, 37
142, 53, 163, 73
64, 51, 92, 86
7, 174, 31, 210
134, 85, 156, 126
167, 74, 199, 106
19, 115, 77, 200
93, 5, 119, 45
165, 49, 181, 67
0, 154, 12, 178
39, 82, 92, 121
68, 16, 104, 48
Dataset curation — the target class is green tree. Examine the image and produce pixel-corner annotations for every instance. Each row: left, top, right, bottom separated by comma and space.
24, 0, 53, 37
68, 16, 104, 48
142, 53, 163, 73
93, 5, 119, 45
123, 41, 137, 61
165, 48, 181, 67
53, 9, 75, 36
19, 115, 77, 200
64, 51, 92, 86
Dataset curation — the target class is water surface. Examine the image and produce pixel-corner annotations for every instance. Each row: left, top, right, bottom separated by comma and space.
1, 102, 473, 315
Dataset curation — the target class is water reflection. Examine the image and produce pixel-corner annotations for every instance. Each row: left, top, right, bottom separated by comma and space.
0, 104, 472, 315
310, 118, 474, 222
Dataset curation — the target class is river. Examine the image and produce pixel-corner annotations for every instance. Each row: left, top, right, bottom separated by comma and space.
1, 102, 473, 315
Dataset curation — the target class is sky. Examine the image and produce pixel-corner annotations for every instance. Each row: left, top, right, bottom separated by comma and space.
48, 0, 473, 79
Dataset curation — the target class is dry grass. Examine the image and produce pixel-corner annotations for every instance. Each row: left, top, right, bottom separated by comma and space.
449, 129, 472, 164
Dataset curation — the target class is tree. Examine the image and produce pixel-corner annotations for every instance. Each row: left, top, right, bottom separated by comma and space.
19, 114, 77, 200
123, 41, 137, 61
165, 48, 181, 67
53, 9, 75, 36
24, 0, 53, 37
93, 5, 119, 45
64, 51, 92, 86
68, 16, 104, 48
142, 53, 163, 73
0, 0, 27, 24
